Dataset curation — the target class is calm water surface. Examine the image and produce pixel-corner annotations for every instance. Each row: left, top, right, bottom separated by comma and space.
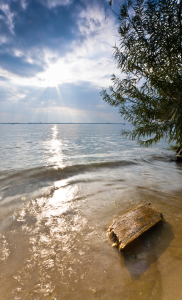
0, 124, 182, 300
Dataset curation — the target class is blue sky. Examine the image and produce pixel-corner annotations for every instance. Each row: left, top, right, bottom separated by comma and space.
0, 0, 124, 123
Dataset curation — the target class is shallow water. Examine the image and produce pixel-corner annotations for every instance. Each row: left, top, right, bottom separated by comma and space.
0, 124, 182, 300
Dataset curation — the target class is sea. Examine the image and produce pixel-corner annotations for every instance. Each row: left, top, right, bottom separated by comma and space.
0, 123, 182, 300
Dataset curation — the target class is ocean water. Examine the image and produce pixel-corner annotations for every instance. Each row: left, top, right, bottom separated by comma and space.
0, 124, 182, 300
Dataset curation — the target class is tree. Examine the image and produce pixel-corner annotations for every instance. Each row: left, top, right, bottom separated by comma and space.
101, 0, 182, 158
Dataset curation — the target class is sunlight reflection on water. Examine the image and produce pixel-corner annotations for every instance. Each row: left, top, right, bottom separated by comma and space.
48, 125, 64, 169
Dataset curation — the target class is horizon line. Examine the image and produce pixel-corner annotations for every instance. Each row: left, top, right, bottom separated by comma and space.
0, 122, 126, 125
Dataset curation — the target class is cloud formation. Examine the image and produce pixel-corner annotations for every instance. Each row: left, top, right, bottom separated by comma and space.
0, 0, 124, 123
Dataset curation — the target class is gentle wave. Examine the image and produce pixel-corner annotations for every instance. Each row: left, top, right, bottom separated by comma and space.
0, 159, 138, 184
1, 152, 177, 186
0, 159, 138, 208
141, 153, 175, 165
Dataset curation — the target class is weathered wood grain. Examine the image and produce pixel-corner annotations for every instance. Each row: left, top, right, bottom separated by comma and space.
108, 203, 163, 251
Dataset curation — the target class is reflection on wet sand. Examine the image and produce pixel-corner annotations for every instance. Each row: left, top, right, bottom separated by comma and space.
11, 181, 88, 299
0, 179, 182, 300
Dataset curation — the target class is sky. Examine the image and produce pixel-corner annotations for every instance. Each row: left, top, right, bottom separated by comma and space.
0, 0, 124, 123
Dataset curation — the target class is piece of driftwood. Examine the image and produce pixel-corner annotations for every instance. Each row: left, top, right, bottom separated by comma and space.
108, 203, 163, 251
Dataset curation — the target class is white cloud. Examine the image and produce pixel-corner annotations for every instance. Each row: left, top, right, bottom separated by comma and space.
36, 4, 120, 87
38, 0, 73, 8
0, 1, 124, 123
0, 2, 121, 89
0, 3, 15, 33
0, 35, 9, 45
20, 0, 28, 10
36, 55, 117, 88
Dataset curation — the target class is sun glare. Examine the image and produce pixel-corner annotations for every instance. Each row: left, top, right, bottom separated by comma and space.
38, 60, 69, 87
48, 125, 64, 168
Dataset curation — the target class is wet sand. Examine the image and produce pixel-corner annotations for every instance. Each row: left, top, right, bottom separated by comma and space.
1, 176, 182, 300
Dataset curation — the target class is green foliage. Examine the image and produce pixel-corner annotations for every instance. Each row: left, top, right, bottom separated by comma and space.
101, 0, 182, 147
167, 144, 180, 151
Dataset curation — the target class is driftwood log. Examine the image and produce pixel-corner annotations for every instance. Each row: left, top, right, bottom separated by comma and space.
108, 203, 163, 251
